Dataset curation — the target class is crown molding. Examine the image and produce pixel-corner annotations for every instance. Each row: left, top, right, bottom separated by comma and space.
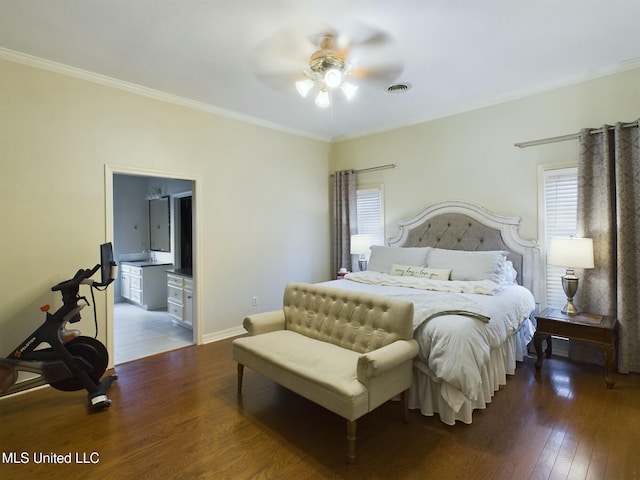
3, 47, 638, 145
0, 47, 330, 143
334, 58, 640, 143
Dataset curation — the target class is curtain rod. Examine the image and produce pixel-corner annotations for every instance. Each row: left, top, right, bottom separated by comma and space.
514, 121, 639, 149
331, 163, 396, 177
355, 163, 396, 174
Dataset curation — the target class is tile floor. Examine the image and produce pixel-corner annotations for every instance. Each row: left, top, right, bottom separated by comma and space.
113, 302, 193, 365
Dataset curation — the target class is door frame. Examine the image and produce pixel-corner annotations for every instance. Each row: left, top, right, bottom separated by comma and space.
104, 164, 202, 368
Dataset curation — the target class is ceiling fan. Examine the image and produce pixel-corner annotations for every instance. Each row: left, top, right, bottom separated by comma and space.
252, 23, 404, 108
295, 33, 357, 107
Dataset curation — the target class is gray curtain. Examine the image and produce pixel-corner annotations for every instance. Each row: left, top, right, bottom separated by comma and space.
576, 120, 640, 373
333, 169, 357, 274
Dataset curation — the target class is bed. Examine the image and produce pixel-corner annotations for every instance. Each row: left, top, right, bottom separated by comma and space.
323, 200, 540, 425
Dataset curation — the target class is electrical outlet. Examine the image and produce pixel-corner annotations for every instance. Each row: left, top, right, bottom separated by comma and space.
252, 296, 258, 307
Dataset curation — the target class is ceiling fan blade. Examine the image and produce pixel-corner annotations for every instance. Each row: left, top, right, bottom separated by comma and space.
251, 28, 312, 91
351, 62, 405, 84
254, 71, 306, 92
347, 29, 393, 49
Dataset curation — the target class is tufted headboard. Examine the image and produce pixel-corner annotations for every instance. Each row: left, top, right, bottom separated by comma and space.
387, 201, 540, 299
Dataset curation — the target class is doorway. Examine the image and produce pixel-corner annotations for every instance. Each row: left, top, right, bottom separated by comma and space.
108, 169, 197, 365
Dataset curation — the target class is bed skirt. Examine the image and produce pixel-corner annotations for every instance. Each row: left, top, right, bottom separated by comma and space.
408, 317, 535, 425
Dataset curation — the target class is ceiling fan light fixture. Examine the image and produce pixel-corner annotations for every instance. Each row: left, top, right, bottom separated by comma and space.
295, 33, 361, 107
315, 89, 330, 108
324, 68, 344, 89
340, 82, 358, 100
295, 78, 315, 97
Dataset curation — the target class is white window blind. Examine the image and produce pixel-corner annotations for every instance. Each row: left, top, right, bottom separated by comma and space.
543, 167, 578, 309
356, 186, 384, 247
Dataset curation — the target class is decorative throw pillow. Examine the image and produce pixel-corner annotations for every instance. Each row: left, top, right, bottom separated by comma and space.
391, 264, 451, 280
367, 246, 432, 274
427, 248, 508, 283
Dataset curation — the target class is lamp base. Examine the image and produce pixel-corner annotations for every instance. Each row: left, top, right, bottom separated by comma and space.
561, 299, 579, 316
358, 259, 368, 271
561, 271, 580, 316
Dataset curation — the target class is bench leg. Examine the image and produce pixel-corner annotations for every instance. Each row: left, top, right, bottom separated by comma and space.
346, 420, 356, 464
237, 363, 244, 394
401, 389, 409, 423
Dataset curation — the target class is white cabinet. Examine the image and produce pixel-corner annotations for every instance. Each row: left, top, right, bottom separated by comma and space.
184, 279, 194, 327
167, 273, 194, 330
120, 263, 173, 310
120, 269, 131, 300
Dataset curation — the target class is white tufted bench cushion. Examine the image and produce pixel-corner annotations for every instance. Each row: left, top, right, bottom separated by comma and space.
233, 330, 369, 419
232, 282, 418, 463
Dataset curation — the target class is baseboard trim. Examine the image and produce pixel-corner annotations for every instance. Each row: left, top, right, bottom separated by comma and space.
202, 326, 245, 344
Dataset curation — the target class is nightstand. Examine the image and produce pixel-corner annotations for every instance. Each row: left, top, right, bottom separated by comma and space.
534, 308, 618, 388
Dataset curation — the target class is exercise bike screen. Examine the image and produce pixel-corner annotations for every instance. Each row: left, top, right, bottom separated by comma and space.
100, 243, 116, 286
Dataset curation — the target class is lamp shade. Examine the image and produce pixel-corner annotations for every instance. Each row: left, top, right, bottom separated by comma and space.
548, 237, 594, 269
350, 234, 373, 256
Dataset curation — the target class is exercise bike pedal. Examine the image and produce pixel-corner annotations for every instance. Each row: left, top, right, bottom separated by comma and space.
88, 373, 118, 411
89, 395, 112, 411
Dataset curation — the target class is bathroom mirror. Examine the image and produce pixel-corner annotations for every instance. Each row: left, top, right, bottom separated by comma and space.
149, 197, 170, 252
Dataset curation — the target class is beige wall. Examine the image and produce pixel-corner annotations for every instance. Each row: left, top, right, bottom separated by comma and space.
0, 58, 330, 358
330, 67, 640, 243
2, 54, 638, 371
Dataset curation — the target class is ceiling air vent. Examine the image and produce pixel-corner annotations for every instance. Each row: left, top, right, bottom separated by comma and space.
387, 83, 410, 94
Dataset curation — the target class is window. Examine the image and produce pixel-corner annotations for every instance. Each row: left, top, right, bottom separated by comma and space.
542, 167, 578, 309
356, 185, 384, 246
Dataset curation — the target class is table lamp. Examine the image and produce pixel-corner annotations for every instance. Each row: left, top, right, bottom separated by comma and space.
548, 237, 594, 315
350, 234, 373, 271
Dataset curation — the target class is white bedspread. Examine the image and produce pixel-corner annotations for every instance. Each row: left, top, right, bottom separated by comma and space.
323, 272, 536, 412
344, 270, 502, 295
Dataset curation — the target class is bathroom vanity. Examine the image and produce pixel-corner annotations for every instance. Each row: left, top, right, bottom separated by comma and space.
120, 261, 174, 310
166, 269, 194, 330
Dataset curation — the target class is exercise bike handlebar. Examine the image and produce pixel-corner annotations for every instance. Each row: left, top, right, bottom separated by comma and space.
51, 265, 101, 293
51, 243, 117, 294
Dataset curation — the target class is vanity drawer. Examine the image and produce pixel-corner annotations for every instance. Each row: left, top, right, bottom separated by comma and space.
128, 266, 142, 277
130, 276, 141, 290
168, 300, 183, 320
168, 285, 183, 303
167, 275, 183, 288
130, 289, 142, 304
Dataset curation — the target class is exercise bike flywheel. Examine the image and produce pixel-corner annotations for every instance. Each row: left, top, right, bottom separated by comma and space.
50, 336, 109, 392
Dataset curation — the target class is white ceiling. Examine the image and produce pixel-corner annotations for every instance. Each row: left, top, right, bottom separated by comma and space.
1, 0, 639, 142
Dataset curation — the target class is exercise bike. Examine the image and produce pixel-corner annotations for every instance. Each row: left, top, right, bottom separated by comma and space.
0, 243, 118, 411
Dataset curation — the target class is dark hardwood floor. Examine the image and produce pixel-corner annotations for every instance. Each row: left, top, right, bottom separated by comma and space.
1, 337, 639, 480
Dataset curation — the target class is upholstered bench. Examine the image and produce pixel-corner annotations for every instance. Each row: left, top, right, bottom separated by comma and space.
232, 282, 418, 463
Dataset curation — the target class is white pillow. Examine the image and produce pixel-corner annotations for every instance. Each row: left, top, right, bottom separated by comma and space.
427, 248, 508, 283
367, 246, 432, 274
503, 260, 518, 284
391, 264, 451, 280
